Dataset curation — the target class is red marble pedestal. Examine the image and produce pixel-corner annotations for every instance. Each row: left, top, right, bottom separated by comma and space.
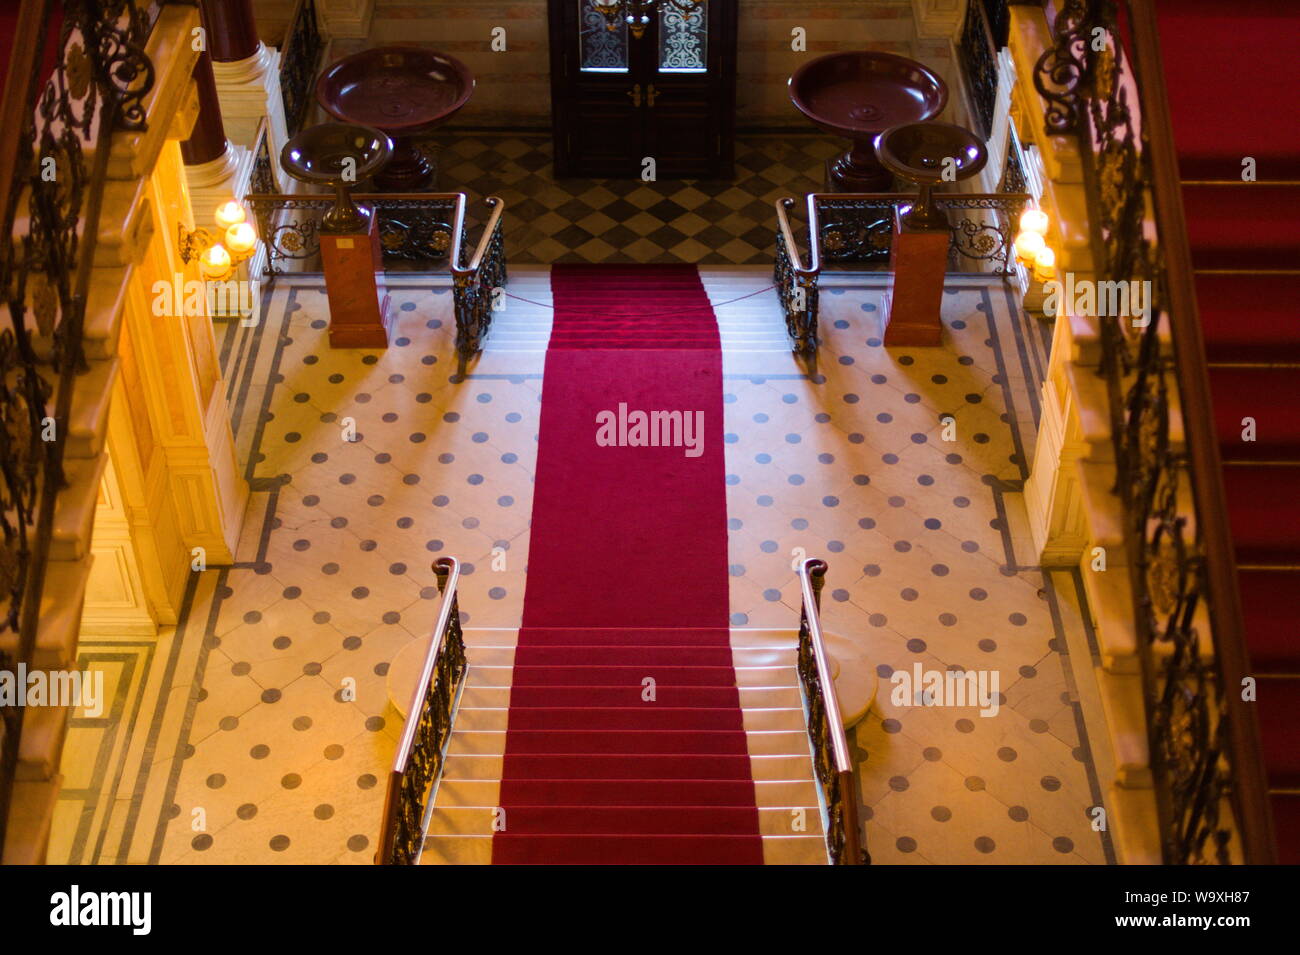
319, 211, 391, 349
881, 207, 948, 346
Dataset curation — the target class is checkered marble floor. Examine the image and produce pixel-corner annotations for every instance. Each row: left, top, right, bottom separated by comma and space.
424, 131, 839, 265
57, 269, 1112, 865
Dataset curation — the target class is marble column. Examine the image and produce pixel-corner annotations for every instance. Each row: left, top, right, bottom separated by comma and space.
202, 0, 292, 192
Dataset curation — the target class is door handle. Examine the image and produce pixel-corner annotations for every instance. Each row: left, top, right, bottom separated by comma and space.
646, 83, 659, 107
626, 83, 642, 107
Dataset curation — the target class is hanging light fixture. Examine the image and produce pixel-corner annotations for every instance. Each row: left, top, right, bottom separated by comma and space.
594, 0, 707, 40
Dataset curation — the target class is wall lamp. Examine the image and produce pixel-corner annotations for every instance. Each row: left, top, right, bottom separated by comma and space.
178, 200, 259, 281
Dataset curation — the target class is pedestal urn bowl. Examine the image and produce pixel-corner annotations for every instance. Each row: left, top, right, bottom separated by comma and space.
875, 121, 987, 230
315, 46, 474, 192
789, 51, 948, 192
280, 122, 393, 233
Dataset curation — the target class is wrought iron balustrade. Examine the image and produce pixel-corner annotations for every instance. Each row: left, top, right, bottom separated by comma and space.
1034, 0, 1273, 864
773, 191, 1028, 355
959, 0, 1001, 139
244, 191, 505, 362
376, 557, 468, 866
0, 0, 167, 859
794, 558, 866, 865
280, 0, 323, 138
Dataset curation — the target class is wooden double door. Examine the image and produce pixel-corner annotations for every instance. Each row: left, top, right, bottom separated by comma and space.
548, 0, 737, 179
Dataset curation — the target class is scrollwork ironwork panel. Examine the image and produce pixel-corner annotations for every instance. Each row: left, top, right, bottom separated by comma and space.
1044, 0, 1256, 864
280, 0, 323, 138
0, 0, 162, 858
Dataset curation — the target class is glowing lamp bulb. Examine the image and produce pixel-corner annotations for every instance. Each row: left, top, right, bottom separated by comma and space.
215, 201, 246, 230
225, 222, 256, 255
1033, 246, 1057, 281
1019, 208, 1049, 235
200, 243, 232, 279
1014, 229, 1046, 263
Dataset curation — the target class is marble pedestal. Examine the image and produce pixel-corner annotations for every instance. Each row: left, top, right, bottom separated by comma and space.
881, 207, 948, 346
320, 211, 391, 348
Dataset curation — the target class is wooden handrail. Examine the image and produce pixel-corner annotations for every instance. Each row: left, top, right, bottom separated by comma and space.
774, 196, 821, 276
796, 558, 863, 864
243, 191, 508, 279
376, 556, 468, 865
1124, 0, 1276, 864
454, 195, 505, 277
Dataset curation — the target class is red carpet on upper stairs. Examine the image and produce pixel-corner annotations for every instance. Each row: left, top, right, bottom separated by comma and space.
1154, 0, 1300, 864
491, 264, 764, 865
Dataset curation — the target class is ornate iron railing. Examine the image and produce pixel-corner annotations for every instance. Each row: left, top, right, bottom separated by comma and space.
250, 116, 275, 196
451, 196, 506, 363
244, 191, 506, 362
774, 191, 1029, 355
959, 0, 1000, 138
245, 192, 462, 272
1034, 0, 1274, 864
376, 557, 469, 866
279, 0, 322, 138
795, 558, 865, 865
999, 126, 1028, 195
0, 0, 165, 859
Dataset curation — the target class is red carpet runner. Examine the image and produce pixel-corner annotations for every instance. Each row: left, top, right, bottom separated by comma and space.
1154, 0, 1300, 863
491, 264, 764, 864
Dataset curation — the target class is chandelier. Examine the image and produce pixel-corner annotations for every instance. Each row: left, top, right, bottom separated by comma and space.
593, 0, 706, 39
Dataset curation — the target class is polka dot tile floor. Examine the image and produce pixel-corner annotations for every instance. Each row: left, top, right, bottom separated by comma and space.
70, 268, 1110, 865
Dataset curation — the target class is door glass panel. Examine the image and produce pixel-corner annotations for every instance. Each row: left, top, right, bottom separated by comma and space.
659, 2, 707, 73
579, 1, 629, 73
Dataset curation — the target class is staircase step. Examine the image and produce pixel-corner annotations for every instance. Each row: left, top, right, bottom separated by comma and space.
1, 776, 59, 865
0, 556, 91, 670
1209, 366, 1300, 457
509, 646, 792, 667
445, 753, 811, 781
451, 729, 752, 756
1195, 273, 1300, 362
51, 454, 108, 562
1271, 794, 1300, 866
456, 705, 806, 732
1181, 183, 1300, 271
1258, 677, 1300, 789
17, 702, 71, 781
449, 729, 809, 757
66, 357, 119, 460
458, 683, 802, 709
1155, 0, 1300, 179
426, 805, 822, 837
1236, 569, 1300, 672
1222, 465, 1300, 562
437, 778, 819, 808
472, 664, 797, 688
481, 645, 737, 667
421, 833, 784, 865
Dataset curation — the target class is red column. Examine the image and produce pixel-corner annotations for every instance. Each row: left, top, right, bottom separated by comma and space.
180, 49, 228, 166
201, 0, 261, 63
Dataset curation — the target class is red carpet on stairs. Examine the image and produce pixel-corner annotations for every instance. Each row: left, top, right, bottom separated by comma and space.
1154, 0, 1300, 864
491, 264, 765, 865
